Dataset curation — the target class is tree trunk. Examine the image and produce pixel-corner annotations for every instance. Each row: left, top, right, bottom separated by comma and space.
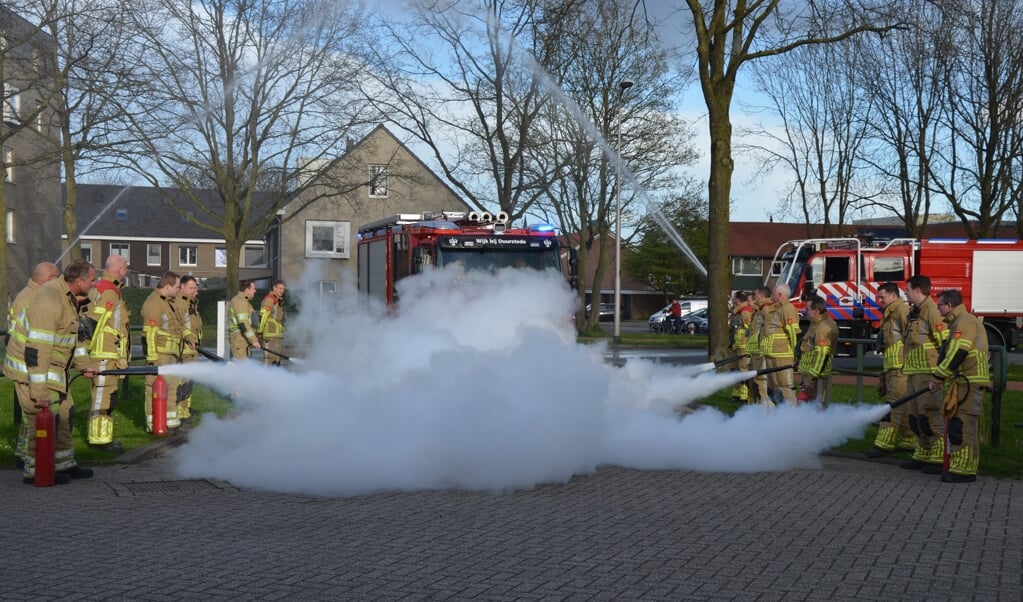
706, 104, 734, 361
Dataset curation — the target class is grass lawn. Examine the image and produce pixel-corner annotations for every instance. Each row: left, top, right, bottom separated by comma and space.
695, 381, 1023, 479
0, 366, 233, 470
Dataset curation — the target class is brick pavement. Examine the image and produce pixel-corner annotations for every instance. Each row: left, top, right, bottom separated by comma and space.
2, 444, 1020, 601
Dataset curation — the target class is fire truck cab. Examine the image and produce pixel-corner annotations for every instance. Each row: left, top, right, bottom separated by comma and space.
768, 237, 1023, 349
357, 210, 567, 305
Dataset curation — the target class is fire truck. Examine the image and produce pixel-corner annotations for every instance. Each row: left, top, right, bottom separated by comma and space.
767, 237, 1023, 349
357, 210, 568, 304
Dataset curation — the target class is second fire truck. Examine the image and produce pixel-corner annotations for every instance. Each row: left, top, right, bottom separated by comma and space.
767, 237, 1023, 349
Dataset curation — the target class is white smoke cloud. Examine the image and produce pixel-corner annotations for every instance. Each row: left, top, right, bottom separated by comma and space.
165, 267, 888, 496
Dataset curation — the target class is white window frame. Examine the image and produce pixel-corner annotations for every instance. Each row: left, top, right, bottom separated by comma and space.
214, 247, 227, 267
243, 245, 267, 268
731, 257, 764, 277
80, 241, 92, 263
3, 146, 12, 182
178, 245, 198, 267
305, 220, 350, 259
3, 84, 18, 124
368, 164, 389, 198
147, 243, 162, 266
110, 243, 130, 264
6, 210, 14, 244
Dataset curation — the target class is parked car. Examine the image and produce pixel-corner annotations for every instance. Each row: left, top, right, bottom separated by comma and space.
681, 307, 710, 334
585, 303, 618, 322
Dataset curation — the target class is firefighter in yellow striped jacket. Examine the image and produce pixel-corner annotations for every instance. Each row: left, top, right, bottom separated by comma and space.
229, 279, 261, 360
868, 282, 913, 458
744, 286, 772, 404
796, 296, 837, 407
760, 283, 801, 407
86, 255, 131, 452
6, 261, 61, 467
729, 291, 753, 403
3, 260, 97, 485
901, 275, 948, 473
142, 272, 192, 432
176, 275, 202, 421
257, 280, 287, 366
929, 289, 989, 483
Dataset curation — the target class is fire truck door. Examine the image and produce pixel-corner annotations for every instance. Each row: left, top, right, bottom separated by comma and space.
412, 245, 435, 274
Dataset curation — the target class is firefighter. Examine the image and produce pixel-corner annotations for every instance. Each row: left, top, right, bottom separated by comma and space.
142, 272, 192, 432
796, 296, 837, 407
760, 283, 800, 407
901, 275, 949, 473
929, 289, 988, 483
7, 261, 61, 467
3, 260, 97, 485
728, 291, 753, 403
86, 255, 131, 453
868, 282, 914, 458
257, 280, 287, 366
229, 279, 261, 360
745, 286, 772, 405
176, 275, 202, 422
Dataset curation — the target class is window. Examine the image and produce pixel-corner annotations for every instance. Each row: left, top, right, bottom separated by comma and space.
243, 245, 266, 267
312, 280, 337, 306
147, 243, 162, 266
80, 242, 92, 263
731, 257, 763, 276
369, 165, 388, 197
305, 220, 350, 259
6, 210, 14, 244
3, 146, 11, 182
179, 245, 198, 266
115, 209, 127, 220
110, 243, 130, 264
3, 84, 18, 124
35, 100, 45, 132
873, 257, 905, 282
215, 247, 227, 267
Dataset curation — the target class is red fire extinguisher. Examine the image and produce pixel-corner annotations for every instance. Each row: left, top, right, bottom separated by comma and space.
152, 375, 168, 436
797, 383, 811, 404
34, 404, 56, 487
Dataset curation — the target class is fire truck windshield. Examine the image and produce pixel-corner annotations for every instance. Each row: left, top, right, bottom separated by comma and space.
438, 248, 561, 272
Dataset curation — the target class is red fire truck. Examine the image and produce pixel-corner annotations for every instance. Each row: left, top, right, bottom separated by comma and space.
767, 237, 1023, 349
357, 211, 569, 304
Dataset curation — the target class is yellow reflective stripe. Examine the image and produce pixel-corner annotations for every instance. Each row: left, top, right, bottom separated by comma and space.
4, 355, 28, 375
27, 329, 58, 343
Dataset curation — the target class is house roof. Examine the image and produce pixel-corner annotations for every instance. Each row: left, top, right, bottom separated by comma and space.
72, 184, 272, 241
728, 222, 860, 257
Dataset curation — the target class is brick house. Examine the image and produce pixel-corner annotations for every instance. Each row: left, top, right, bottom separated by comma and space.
2, 7, 62, 303
274, 124, 468, 302
69, 184, 272, 288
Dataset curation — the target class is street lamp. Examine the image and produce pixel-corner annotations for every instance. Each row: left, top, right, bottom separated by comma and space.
613, 79, 633, 345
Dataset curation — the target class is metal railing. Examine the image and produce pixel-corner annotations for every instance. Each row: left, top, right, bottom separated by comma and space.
832, 337, 1011, 448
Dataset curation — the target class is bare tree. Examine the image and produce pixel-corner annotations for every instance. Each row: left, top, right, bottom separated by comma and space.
19, 0, 143, 263
120, 0, 372, 294
744, 37, 875, 233
526, 0, 697, 329
853, 3, 947, 236
360, 0, 565, 221
928, 0, 1023, 237
683, 0, 901, 359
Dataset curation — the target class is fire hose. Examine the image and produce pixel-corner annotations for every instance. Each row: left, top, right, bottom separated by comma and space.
260, 346, 303, 363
